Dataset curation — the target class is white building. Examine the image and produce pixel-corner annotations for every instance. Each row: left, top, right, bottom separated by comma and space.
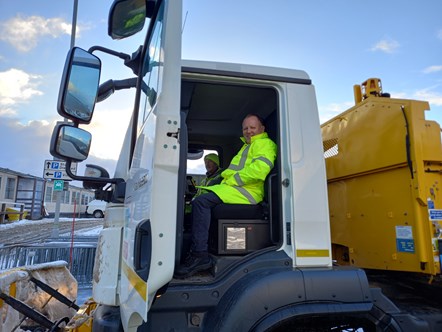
44, 181, 95, 217
0, 167, 45, 220
0, 167, 95, 220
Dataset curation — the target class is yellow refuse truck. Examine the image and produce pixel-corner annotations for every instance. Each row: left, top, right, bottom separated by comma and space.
322, 78, 442, 279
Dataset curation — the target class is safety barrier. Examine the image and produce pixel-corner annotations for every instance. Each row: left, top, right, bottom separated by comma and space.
0, 238, 97, 287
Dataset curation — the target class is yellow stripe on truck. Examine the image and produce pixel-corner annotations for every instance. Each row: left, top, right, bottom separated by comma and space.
297, 249, 330, 257
122, 260, 147, 302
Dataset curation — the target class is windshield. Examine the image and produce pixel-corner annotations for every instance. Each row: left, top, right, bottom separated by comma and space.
187, 149, 219, 175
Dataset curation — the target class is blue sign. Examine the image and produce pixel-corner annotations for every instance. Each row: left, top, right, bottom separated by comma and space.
439, 240, 442, 266
51, 162, 60, 169
395, 225, 415, 253
43, 159, 77, 180
396, 239, 415, 253
429, 209, 442, 221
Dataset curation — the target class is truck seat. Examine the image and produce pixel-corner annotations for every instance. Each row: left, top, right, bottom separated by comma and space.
208, 173, 275, 255
211, 203, 264, 220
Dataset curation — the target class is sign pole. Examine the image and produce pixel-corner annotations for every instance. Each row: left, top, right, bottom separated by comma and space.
43, 160, 76, 238
52, 188, 61, 238
50, 0, 77, 239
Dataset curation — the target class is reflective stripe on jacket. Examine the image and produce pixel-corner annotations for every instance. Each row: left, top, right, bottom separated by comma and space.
205, 132, 277, 204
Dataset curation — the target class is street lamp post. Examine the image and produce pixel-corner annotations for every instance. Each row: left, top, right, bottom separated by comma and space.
52, 0, 79, 238
71, 0, 78, 48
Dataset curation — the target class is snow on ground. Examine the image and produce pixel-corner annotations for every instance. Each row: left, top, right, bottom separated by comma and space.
64, 226, 103, 237
0, 217, 98, 230
0, 217, 103, 236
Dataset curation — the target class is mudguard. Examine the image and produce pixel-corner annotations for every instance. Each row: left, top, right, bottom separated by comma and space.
203, 267, 418, 331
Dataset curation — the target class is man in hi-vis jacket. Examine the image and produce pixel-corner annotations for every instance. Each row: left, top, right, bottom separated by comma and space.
175, 114, 277, 278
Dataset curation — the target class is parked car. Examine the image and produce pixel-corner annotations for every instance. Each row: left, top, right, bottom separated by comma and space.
85, 200, 106, 218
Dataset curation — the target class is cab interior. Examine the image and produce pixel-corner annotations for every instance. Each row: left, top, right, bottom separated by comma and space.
176, 76, 282, 277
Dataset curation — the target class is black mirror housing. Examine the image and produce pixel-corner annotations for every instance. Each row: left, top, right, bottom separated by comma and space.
57, 47, 101, 124
50, 123, 92, 162
108, 0, 147, 40
83, 164, 110, 190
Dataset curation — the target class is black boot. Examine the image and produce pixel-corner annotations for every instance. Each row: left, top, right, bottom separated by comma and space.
174, 252, 212, 279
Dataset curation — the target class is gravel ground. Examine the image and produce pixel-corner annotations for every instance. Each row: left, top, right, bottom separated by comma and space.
0, 218, 103, 246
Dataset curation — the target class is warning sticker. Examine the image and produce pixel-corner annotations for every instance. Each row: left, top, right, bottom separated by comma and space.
429, 209, 442, 221
396, 226, 415, 253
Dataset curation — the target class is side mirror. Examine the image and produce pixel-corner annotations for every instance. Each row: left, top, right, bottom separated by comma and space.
187, 148, 204, 160
57, 47, 101, 124
50, 123, 92, 162
83, 164, 110, 190
108, 0, 147, 40
49, 124, 124, 192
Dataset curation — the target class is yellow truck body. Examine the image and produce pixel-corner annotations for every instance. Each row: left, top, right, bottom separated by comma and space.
322, 79, 442, 277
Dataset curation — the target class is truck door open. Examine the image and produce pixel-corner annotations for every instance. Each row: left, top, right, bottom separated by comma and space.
119, 0, 182, 330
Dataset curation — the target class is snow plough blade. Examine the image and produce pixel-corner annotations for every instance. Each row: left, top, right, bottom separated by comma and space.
0, 261, 80, 331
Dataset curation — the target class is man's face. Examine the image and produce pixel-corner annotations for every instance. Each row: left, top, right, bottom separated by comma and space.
204, 159, 218, 175
242, 116, 265, 144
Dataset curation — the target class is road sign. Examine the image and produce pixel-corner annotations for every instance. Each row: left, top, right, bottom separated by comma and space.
43, 160, 77, 180
53, 180, 64, 191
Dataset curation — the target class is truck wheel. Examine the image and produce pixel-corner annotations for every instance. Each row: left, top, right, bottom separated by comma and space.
253, 314, 398, 332
93, 210, 104, 218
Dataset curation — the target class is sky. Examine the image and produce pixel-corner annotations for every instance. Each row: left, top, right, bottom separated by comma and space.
0, 0, 441, 181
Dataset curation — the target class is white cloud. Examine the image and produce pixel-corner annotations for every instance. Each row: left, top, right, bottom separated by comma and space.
0, 68, 43, 110
423, 65, 442, 74
382, 88, 442, 107
319, 101, 354, 124
389, 91, 407, 99
0, 117, 116, 180
0, 118, 55, 176
0, 107, 17, 117
414, 88, 442, 106
0, 15, 72, 52
0, 101, 128, 179
86, 106, 132, 160
370, 39, 400, 54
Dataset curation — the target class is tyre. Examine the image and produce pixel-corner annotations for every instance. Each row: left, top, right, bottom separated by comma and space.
93, 210, 104, 218
259, 315, 386, 332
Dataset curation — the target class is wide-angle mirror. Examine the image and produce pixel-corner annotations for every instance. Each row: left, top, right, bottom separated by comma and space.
108, 0, 147, 39
50, 124, 92, 162
83, 164, 111, 190
58, 47, 101, 124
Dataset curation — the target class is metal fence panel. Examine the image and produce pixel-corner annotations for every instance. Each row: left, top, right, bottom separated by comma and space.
0, 238, 97, 287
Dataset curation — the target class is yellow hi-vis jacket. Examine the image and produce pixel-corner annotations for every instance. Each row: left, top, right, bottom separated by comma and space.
205, 132, 277, 204
194, 168, 223, 197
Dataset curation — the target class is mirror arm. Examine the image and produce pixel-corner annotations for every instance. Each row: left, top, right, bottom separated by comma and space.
97, 78, 138, 103
114, 77, 138, 90
88, 45, 142, 75
123, 46, 142, 75
88, 45, 130, 61
65, 160, 125, 186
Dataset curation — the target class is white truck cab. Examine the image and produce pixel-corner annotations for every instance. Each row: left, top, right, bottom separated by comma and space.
49, 0, 431, 331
